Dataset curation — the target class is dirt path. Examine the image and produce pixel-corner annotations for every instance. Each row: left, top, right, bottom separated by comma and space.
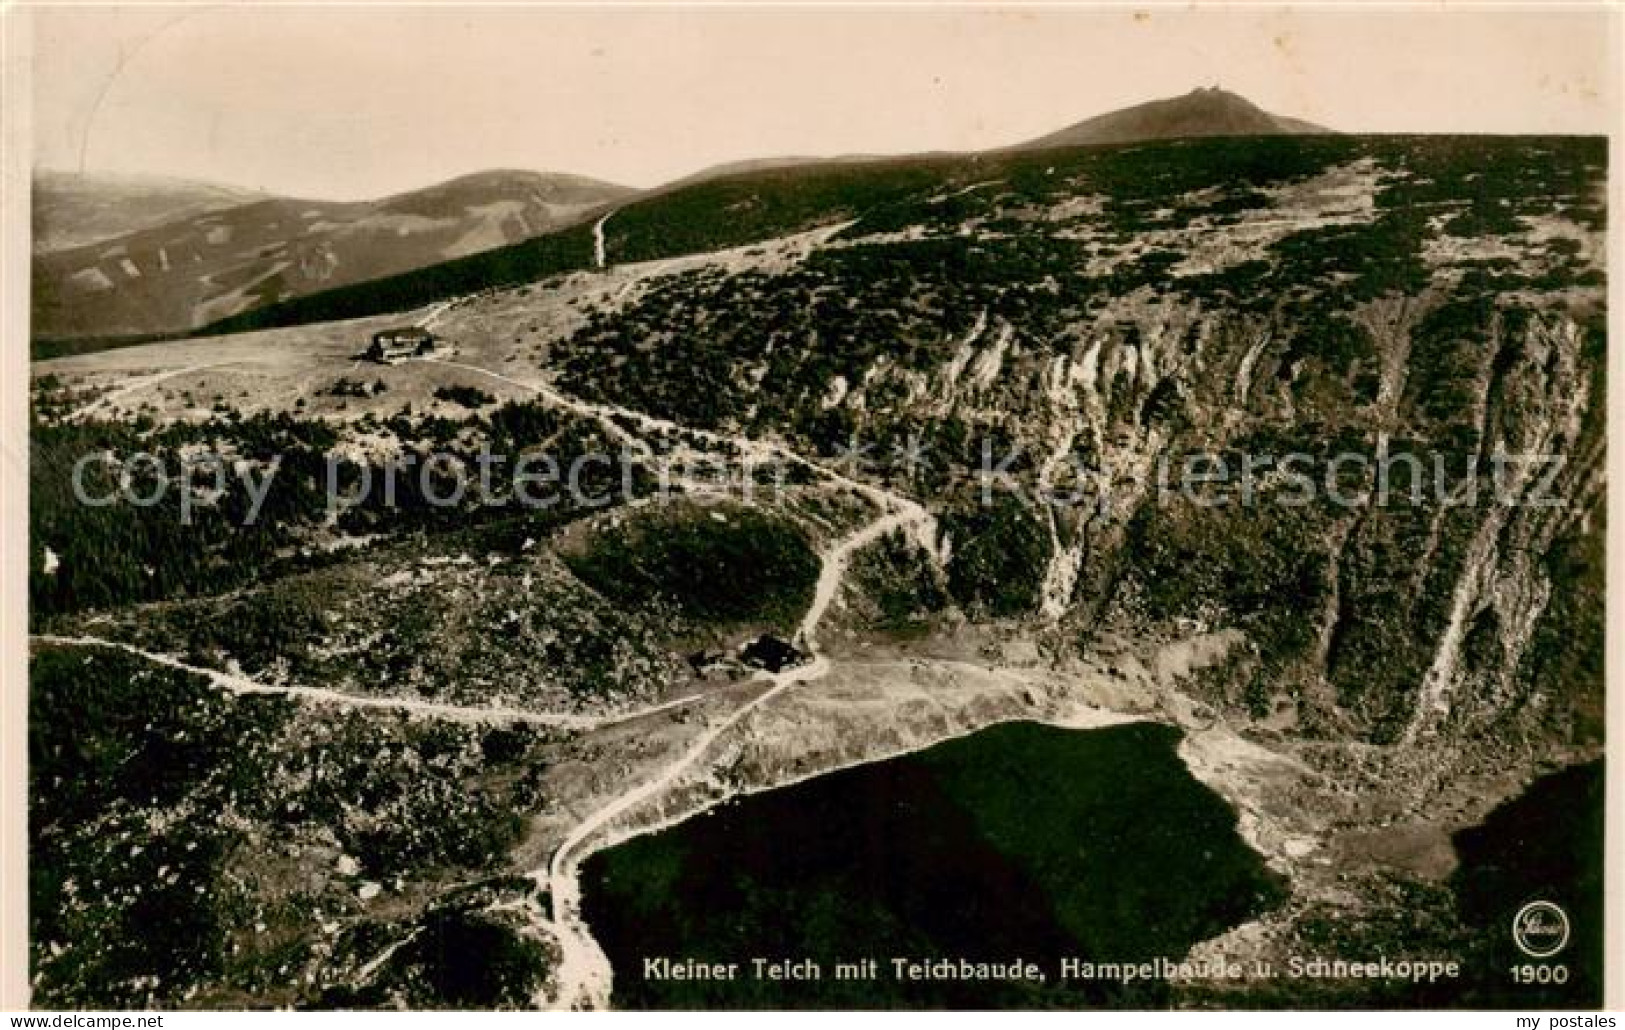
540, 653, 833, 1010
47, 246, 940, 1008
30, 633, 708, 732
67, 362, 229, 421
425, 357, 937, 539
415, 300, 455, 331
592, 211, 614, 269
477, 373, 937, 1008
796, 508, 919, 650
535, 488, 935, 1010
536, 473, 932, 1009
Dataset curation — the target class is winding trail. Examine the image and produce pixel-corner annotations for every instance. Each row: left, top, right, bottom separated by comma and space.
423, 357, 653, 456
536, 472, 932, 1008
29, 633, 708, 732
796, 509, 920, 650
427, 357, 939, 538
43, 348, 939, 1010
541, 652, 833, 1009
415, 366, 936, 1008
67, 362, 228, 422
536, 489, 933, 1008
48, 252, 938, 1008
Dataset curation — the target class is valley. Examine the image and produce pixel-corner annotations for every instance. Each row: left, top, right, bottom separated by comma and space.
26, 113, 1607, 1010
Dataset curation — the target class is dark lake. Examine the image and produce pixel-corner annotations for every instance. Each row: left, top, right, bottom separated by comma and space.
1450, 758, 1604, 1007
581, 720, 1284, 1008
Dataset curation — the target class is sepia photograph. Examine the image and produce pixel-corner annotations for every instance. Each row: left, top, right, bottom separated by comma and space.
1, 0, 1618, 1016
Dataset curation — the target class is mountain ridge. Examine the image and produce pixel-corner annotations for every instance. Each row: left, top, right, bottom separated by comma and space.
34, 87, 1333, 344
1010, 86, 1333, 150
32, 170, 265, 253
32, 169, 633, 341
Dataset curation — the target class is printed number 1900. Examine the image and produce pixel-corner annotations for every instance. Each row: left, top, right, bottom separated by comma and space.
1510, 964, 1569, 985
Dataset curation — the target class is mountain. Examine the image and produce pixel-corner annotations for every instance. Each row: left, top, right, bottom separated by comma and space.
29, 131, 1607, 1008
31, 169, 634, 342
663, 90, 1328, 188
1012, 86, 1331, 150
32, 170, 262, 253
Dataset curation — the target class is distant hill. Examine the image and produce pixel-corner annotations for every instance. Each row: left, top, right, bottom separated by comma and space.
676, 90, 1331, 185
32, 169, 633, 341
185, 154, 965, 342
1012, 87, 1331, 150
33, 87, 1334, 349
32, 170, 262, 253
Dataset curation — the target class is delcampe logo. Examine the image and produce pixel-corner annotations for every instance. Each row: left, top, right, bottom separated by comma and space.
1511, 901, 1571, 959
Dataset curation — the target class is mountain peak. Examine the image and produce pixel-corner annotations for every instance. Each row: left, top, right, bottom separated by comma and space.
1013, 87, 1331, 151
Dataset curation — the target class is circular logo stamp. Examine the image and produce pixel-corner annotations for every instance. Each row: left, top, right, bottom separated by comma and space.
1512, 900, 1570, 959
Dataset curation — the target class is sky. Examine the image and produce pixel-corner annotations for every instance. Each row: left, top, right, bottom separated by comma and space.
28, 3, 1620, 200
